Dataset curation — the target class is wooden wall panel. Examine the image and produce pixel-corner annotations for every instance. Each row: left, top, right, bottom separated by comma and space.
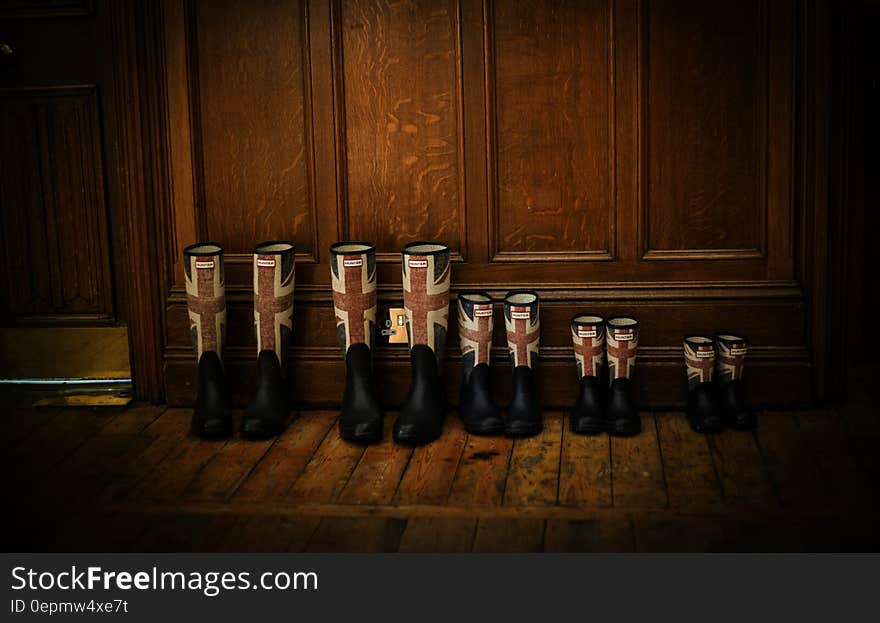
644, 0, 766, 258
489, 0, 613, 260
340, 0, 465, 258
192, 0, 315, 257
0, 87, 112, 323
158, 0, 813, 407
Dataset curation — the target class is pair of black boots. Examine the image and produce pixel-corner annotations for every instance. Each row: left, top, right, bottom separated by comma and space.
459, 363, 542, 438
569, 373, 640, 437
684, 334, 756, 433
192, 350, 288, 440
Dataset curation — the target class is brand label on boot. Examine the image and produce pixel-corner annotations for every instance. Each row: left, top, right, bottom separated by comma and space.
695, 347, 714, 358
195, 260, 214, 269
408, 258, 428, 268
343, 256, 363, 267
256, 257, 276, 267
613, 330, 634, 341
511, 310, 531, 320
577, 326, 597, 338
473, 304, 493, 317
730, 346, 748, 356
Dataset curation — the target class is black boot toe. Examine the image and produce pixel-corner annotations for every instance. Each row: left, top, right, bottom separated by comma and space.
242, 350, 289, 439
396, 345, 446, 446
569, 376, 605, 435
687, 381, 724, 433
505, 366, 542, 438
719, 380, 756, 431
192, 351, 232, 439
459, 364, 503, 436
338, 343, 384, 444
606, 377, 640, 437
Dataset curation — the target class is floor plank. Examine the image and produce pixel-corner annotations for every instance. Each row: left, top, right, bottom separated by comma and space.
634, 518, 730, 552
286, 426, 366, 504
708, 429, 777, 508
306, 517, 407, 553
234, 411, 335, 500
610, 412, 667, 508
447, 435, 513, 506
337, 413, 412, 505
395, 416, 468, 505
504, 413, 563, 506
755, 411, 825, 507
544, 518, 635, 552
397, 517, 477, 552
795, 410, 871, 504
472, 519, 545, 552
185, 434, 274, 501
656, 412, 722, 510
558, 420, 612, 507
217, 515, 321, 552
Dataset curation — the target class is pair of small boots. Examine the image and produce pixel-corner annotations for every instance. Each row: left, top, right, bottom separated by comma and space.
568, 315, 641, 436
457, 291, 542, 438
185, 241, 294, 439
684, 334, 756, 433
332, 241, 453, 447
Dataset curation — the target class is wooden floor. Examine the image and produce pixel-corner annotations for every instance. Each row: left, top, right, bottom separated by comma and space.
3, 397, 879, 552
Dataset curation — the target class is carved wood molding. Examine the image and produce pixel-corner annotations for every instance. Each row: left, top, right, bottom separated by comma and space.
105, 0, 173, 402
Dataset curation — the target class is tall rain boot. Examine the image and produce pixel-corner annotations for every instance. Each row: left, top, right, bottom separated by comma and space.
457, 291, 503, 435
504, 290, 542, 438
184, 242, 232, 438
605, 316, 640, 436
330, 241, 383, 444
394, 242, 451, 446
714, 333, 756, 430
242, 241, 295, 439
684, 335, 724, 433
569, 314, 606, 435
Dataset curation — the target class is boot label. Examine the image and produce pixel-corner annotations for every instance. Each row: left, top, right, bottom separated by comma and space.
577, 326, 597, 338
474, 304, 493, 317
695, 346, 714, 357
195, 260, 214, 269
408, 258, 428, 268
511, 310, 531, 320
730, 346, 748, 356
256, 257, 276, 267
343, 256, 363, 267
613, 329, 634, 341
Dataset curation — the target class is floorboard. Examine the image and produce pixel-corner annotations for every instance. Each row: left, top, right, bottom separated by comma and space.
6, 402, 880, 552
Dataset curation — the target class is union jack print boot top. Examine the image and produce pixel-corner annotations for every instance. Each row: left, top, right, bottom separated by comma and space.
569, 314, 606, 435
684, 334, 724, 433
184, 242, 232, 438
330, 241, 383, 444
243, 241, 295, 439
457, 291, 503, 436
504, 290, 542, 438
394, 242, 451, 446
605, 316, 641, 436
714, 333, 755, 430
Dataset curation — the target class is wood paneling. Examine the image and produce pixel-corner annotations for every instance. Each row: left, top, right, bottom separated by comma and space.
191, 0, 315, 256
489, 0, 613, 260
643, 0, 767, 258
340, 0, 465, 258
154, 0, 822, 408
0, 86, 112, 323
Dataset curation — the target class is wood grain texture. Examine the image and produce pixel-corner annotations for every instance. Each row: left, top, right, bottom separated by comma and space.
656, 412, 722, 510
489, 0, 613, 259
644, 0, 766, 257
708, 429, 776, 508
503, 412, 562, 506
447, 434, 512, 506
558, 420, 612, 507
193, 0, 314, 254
395, 415, 467, 504
397, 517, 476, 552
340, 0, 464, 255
0, 87, 113, 322
610, 412, 667, 508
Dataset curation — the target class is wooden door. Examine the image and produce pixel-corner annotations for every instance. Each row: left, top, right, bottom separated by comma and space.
160, 0, 815, 408
0, 2, 167, 400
